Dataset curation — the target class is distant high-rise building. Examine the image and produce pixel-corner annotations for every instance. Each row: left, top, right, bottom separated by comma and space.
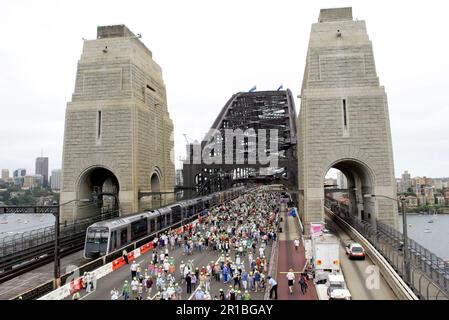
433, 179, 443, 190
50, 169, 62, 191
13, 168, 26, 177
13, 176, 24, 187
401, 170, 411, 193
35, 157, 49, 187
23, 175, 43, 189
175, 169, 183, 186
337, 171, 347, 189
1, 169, 9, 180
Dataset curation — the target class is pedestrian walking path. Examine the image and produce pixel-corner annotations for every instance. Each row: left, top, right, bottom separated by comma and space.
275, 209, 317, 300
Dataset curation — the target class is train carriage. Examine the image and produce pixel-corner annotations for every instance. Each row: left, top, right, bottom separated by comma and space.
84, 186, 248, 259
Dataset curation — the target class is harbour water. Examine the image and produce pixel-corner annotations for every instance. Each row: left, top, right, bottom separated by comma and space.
399, 214, 449, 260
0, 214, 55, 240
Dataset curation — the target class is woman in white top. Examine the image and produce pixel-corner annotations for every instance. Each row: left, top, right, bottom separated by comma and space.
286, 268, 295, 294
110, 288, 119, 300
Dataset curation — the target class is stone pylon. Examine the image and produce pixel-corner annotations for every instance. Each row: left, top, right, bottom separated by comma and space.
298, 8, 398, 229
60, 25, 175, 222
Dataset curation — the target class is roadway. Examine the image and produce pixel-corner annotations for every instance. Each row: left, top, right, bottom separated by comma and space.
68, 217, 274, 300
324, 214, 397, 300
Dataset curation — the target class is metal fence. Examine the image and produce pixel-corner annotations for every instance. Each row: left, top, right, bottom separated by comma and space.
325, 197, 449, 300
1, 208, 118, 258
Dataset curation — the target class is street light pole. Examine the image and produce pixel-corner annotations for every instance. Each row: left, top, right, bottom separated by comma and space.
363, 193, 411, 284
53, 198, 91, 289
53, 207, 60, 288
400, 195, 411, 284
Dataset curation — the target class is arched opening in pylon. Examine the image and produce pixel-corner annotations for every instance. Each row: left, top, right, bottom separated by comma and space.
324, 159, 375, 223
77, 167, 120, 218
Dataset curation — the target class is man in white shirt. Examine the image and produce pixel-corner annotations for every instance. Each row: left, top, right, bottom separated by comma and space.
294, 238, 300, 251
286, 269, 295, 294
267, 276, 278, 300
130, 261, 138, 279
131, 277, 139, 299
179, 261, 185, 282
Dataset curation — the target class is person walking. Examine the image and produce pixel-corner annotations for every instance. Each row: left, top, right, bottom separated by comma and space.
122, 280, 130, 300
254, 270, 261, 293
175, 283, 183, 300
85, 272, 92, 293
72, 291, 81, 300
195, 287, 205, 300
286, 268, 295, 294
179, 261, 185, 283
241, 270, 248, 290
267, 276, 278, 300
242, 290, 251, 300
186, 273, 192, 294
299, 273, 308, 294
122, 249, 128, 264
294, 238, 300, 251
130, 261, 138, 279
110, 288, 119, 300
145, 276, 153, 292
131, 277, 139, 299
91, 272, 97, 292
191, 273, 197, 290
219, 288, 225, 300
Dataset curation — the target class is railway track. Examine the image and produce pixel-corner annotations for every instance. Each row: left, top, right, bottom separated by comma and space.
0, 234, 86, 284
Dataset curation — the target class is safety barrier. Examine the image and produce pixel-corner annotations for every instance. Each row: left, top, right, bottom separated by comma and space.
325, 208, 418, 300
31, 212, 203, 300
14, 187, 254, 300
36, 222, 188, 300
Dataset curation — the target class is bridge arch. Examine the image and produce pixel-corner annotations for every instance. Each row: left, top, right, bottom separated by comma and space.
75, 165, 120, 219
323, 158, 377, 224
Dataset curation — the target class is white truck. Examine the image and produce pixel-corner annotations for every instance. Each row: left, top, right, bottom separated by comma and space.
311, 233, 352, 300
312, 234, 341, 283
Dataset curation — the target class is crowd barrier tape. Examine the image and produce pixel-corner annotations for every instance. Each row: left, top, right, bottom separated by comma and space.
112, 257, 126, 271
140, 242, 153, 255
127, 251, 135, 263
132, 248, 141, 260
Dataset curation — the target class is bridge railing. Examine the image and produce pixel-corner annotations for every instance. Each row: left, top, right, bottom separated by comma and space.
0, 209, 119, 275
1, 208, 118, 256
325, 197, 449, 300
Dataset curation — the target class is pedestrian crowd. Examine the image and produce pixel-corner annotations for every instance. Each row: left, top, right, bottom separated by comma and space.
74, 188, 281, 300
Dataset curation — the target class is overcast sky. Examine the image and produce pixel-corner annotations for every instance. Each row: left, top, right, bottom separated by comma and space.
0, 0, 448, 179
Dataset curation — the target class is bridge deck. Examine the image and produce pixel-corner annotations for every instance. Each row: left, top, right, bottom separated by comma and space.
275, 210, 317, 300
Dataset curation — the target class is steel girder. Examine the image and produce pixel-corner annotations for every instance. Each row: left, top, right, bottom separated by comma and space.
183, 89, 298, 197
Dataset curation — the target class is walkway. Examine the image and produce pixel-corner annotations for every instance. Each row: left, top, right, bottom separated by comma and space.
275, 208, 317, 300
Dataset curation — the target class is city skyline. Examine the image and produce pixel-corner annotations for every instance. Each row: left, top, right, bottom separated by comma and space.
1, 0, 448, 177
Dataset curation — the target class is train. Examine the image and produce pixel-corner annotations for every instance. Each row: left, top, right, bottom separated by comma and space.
84, 186, 246, 259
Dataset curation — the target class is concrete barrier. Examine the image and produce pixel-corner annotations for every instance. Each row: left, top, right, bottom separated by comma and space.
326, 208, 418, 300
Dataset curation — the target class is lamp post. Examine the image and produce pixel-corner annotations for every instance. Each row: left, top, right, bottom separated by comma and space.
363, 193, 410, 284
54, 198, 91, 288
